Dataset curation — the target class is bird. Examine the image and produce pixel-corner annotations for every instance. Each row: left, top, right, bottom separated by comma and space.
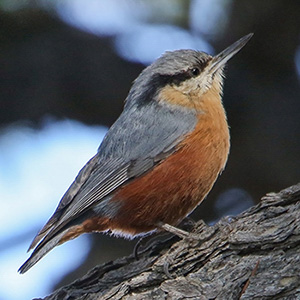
19, 33, 253, 274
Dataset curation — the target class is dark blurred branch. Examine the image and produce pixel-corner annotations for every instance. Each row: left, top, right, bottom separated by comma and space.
0, 9, 143, 128
39, 183, 300, 300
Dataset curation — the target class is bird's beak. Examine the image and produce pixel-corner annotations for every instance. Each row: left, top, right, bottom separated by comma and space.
208, 33, 253, 74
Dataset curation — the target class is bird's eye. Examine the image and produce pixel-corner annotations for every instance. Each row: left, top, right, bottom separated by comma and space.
191, 67, 200, 76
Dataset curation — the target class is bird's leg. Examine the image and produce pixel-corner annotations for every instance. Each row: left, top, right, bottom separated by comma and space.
133, 235, 148, 259
133, 232, 157, 259
133, 231, 176, 259
159, 223, 190, 239
157, 222, 200, 241
134, 219, 197, 259
156, 221, 202, 278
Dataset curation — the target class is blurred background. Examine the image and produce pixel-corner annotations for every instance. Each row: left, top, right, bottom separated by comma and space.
0, 0, 299, 299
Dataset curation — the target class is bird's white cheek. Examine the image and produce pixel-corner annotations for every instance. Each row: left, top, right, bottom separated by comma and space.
173, 76, 212, 95
197, 74, 213, 95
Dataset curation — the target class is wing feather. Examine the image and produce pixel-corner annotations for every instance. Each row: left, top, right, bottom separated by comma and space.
29, 100, 198, 252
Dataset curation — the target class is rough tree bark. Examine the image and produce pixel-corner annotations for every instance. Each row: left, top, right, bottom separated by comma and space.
39, 183, 300, 300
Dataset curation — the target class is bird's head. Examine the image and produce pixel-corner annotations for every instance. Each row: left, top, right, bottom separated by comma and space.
126, 33, 253, 110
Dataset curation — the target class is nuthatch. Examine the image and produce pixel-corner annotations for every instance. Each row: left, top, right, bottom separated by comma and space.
19, 33, 253, 273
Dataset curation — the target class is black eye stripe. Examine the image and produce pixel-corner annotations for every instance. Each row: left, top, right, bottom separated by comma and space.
160, 72, 191, 86
158, 64, 204, 86
135, 58, 210, 107
127, 53, 212, 108
164, 59, 209, 86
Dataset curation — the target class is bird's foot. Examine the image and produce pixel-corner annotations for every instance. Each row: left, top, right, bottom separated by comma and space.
133, 231, 176, 259
156, 220, 213, 278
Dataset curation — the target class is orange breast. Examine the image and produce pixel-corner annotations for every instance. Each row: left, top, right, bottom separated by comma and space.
106, 86, 230, 236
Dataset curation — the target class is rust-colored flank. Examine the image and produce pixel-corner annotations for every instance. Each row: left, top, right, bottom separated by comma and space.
106, 83, 229, 236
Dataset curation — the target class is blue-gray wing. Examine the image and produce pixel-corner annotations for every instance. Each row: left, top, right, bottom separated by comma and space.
29, 101, 197, 249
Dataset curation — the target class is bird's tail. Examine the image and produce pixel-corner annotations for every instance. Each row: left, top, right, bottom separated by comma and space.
18, 229, 68, 274
19, 214, 109, 273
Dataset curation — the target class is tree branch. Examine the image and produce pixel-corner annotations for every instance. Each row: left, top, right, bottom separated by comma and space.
40, 183, 300, 300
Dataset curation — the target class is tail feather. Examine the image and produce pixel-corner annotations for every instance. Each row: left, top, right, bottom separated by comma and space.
27, 155, 99, 252
19, 212, 99, 273
19, 230, 67, 274
27, 217, 58, 252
